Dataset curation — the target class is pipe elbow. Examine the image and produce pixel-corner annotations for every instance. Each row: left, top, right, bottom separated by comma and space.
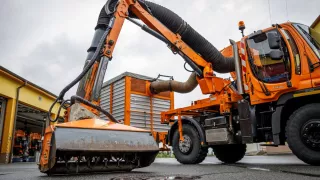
149, 72, 198, 94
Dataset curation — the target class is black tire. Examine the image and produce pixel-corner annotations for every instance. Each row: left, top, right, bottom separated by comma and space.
172, 124, 208, 164
139, 152, 158, 168
286, 103, 320, 166
213, 144, 246, 163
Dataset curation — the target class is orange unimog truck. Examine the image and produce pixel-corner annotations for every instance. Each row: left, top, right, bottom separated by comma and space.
159, 18, 320, 165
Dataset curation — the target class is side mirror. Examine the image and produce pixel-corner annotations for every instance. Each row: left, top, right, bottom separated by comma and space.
269, 50, 284, 60
268, 32, 280, 49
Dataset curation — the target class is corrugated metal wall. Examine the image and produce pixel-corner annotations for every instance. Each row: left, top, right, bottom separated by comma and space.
129, 94, 170, 132
112, 78, 125, 122
100, 85, 110, 120
130, 94, 151, 129
100, 72, 173, 132
152, 98, 170, 132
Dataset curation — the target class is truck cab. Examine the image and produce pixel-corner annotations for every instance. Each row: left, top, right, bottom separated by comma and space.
166, 21, 320, 166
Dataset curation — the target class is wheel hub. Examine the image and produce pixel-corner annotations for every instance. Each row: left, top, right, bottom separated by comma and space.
301, 120, 320, 151
179, 135, 192, 154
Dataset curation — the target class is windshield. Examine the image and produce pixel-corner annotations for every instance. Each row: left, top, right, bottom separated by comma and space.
293, 23, 320, 59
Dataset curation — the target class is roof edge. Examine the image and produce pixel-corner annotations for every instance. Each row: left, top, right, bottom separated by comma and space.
102, 71, 155, 87
0, 66, 58, 98
311, 15, 320, 28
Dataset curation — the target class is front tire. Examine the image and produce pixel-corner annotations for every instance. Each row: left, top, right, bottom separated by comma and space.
172, 124, 208, 164
213, 144, 246, 163
286, 104, 320, 166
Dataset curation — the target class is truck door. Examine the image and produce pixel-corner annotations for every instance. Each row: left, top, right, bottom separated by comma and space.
246, 29, 293, 103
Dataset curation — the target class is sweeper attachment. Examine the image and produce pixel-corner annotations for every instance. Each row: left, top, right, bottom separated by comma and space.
38, 0, 165, 175
39, 119, 158, 175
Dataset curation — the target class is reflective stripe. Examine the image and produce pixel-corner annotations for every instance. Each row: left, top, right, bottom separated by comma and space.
244, 84, 249, 90
240, 38, 248, 92
241, 48, 245, 55
241, 60, 246, 67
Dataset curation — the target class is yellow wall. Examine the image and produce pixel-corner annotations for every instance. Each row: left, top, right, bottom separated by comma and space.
0, 69, 63, 163
312, 16, 320, 32
314, 23, 320, 32
0, 99, 16, 163
0, 74, 61, 113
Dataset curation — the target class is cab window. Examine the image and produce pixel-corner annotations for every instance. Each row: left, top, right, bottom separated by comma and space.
247, 30, 291, 83
281, 29, 301, 75
293, 23, 320, 59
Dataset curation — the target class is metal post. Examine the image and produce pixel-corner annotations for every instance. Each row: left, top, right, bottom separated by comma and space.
229, 39, 244, 95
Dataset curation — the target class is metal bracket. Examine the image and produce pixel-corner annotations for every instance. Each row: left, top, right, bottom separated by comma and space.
150, 74, 174, 82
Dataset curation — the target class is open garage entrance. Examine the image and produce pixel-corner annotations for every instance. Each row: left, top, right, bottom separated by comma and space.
12, 103, 47, 162
12, 103, 64, 163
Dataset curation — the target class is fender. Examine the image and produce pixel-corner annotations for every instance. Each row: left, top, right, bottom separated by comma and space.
272, 91, 293, 145
167, 116, 206, 146
272, 87, 320, 145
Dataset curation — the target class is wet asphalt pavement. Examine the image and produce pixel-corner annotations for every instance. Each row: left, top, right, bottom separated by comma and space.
0, 155, 319, 180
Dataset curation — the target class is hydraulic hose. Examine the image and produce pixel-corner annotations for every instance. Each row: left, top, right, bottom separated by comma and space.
129, 0, 235, 73
150, 72, 198, 94
48, 5, 113, 122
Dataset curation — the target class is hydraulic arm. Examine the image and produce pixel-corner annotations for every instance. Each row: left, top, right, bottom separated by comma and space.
39, 0, 243, 175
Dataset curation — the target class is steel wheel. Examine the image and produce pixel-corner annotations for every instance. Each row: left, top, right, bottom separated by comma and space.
301, 120, 320, 151
287, 103, 320, 165
172, 124, 208, 164
179, 135, 193, 154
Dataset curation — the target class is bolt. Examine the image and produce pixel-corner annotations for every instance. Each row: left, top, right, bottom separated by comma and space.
312, 143, 316, 147
303, 134, 307, 137
307, 140, 310, 143
108, 40, 114, 46
305, 128, 309, 131
310, 124, 314, 127
106, 50, 111, 55
318, 124, 320, 127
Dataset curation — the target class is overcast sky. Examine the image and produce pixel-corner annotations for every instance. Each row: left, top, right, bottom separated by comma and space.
0, 0, 319, 108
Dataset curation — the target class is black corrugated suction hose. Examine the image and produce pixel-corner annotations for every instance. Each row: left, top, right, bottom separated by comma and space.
99, 0, 235, 73
130, 0, 235, 73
